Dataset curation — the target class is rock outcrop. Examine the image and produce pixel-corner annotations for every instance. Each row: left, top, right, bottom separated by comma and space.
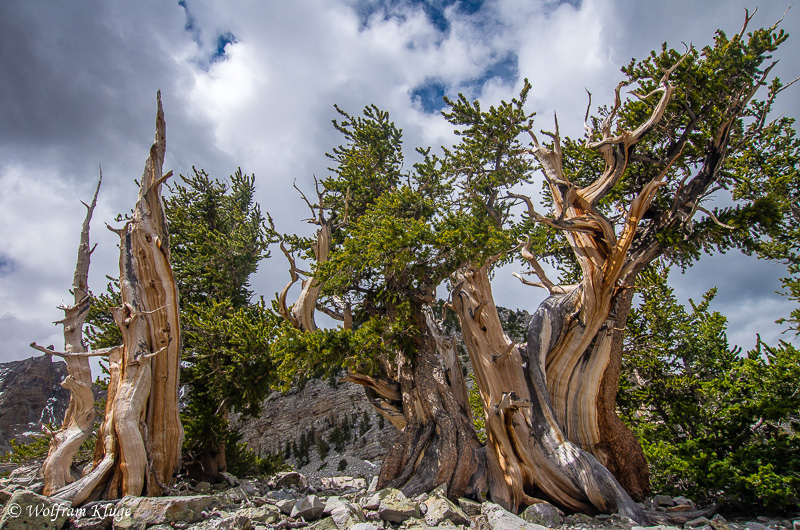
0, 355, 70, 455
233, 378, 399, 478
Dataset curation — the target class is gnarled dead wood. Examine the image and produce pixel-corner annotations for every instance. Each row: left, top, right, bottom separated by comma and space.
53, 92, 182, 504
34, 174, 102, 496
452, 266, 647, 522
376, 307, 482, 500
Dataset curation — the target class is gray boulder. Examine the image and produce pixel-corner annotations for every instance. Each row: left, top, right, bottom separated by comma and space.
481, 502, 548, 530
291, 494, 325, 520
330, 500, 366, 529
422, 495, 469, 527
0, 490, 71, 530
188, 514, 253, 529
520, 500, 563, 527
274, 472, 308, 490
377, 488, 420, 523
238, 505, 281, 524
457, 497, 482, 517
113, 494, 221, 529
349, 523, 383, 530
310, 518, 339, 529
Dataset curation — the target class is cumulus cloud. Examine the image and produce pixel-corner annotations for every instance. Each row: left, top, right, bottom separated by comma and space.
0, 0, 797, 364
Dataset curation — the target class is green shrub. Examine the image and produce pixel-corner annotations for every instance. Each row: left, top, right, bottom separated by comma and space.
317, 439, 330, 460
359, 411, 371, 437
619, 269, 800, 512
0, 434, 52, 465
225, 433, 289, 478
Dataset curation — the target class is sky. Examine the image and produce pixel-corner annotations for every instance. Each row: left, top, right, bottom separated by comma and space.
1, 0, 798, 367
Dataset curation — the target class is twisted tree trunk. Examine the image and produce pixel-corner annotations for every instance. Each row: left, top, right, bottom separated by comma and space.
32, 176, 103, 496
452, 265, 647, 521
52, 92, 182, 504
374, 306, 481, 500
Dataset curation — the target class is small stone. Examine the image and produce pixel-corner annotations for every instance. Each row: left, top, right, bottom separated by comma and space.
672, 496, 695, 509
430, 483, 447, 498
521, 500, 563, 527
350, 523, 383, 530
330, 500, 367, 528
377, 488, 420, 523
275, 471, 308, 490
239, 504, 282, 524
482, 502, 548, 530
745, 523, 767, 530
291, 494, 325, 521
423, 495, 469, 527
215, 485, 249, 506
275, 498, 295, 515
266, 489, 297, 501
457, 497, 482, 517
596, 514, 612, 521
686, 516, 711, 527
709, 520, 731, 530
631, 526, 681, 530
666, 504, 694, 512
191, 514, 253, 529
361, 489, 387, 511
320, 476, 367, 490
68, 515, 114, 530
323, 495, 344, 515
654, 495, 675, 507
310, 517, 339, 530
368, 476, 379, 492
219, 472, 239, 487
240, 479, 260, 495
195, 481, 212, 493
792, 520, 800, 530
756, 516, 770, 522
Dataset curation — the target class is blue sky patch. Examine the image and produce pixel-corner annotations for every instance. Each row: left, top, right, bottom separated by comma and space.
178, 1, 236, 67
352, 0, 487, 33
211, 32, 237, 63
0, 254, 13, 276
410, 80, 447, 113
178, 0, 201, 46
410, 52, 518, 114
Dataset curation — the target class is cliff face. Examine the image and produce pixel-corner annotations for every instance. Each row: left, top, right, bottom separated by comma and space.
233, 378, 399, 470
0, 355, 70, 454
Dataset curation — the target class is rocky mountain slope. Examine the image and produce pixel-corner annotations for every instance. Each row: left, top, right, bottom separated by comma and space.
0, 355, 69, 454
233, 377, 399, 480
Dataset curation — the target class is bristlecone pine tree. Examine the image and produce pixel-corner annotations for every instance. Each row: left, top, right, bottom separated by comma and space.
31, 176, 103, 496
448, 14, 797, 520
38, 93, 183, 505
276, 14, 797, 525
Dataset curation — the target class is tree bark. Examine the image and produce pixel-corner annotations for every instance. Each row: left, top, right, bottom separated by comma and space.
33, 176, 102, 496
452, 265, 648, 522
52, 92, 182, 504
374, 306, 481, 500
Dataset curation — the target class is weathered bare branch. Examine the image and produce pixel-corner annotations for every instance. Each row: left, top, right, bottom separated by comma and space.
696, 206, 735, 229
518, 237, 557, 293
30, 342, 111, 358
340, 372, 402, 402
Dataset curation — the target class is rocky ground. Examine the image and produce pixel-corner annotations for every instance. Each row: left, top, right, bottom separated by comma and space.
0, 464, 797, 530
